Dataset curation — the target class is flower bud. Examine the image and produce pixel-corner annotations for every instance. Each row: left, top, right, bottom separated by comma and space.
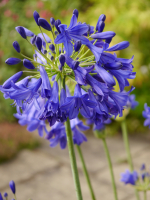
23, 59, 35, 69
9, 180, 16, 194
72, 61, 79, 70
43, 50, 47, 54
36, 37, 42, 51
33, 11, 40, 26
13, 41, 20, 53
73, 9, 79, 18
49, 44, 55, 53
5, 58, 21, 65
59, 55, 65, 67
74, 40, 81, 52
4, 193, 8, 198
50, 56, 54, 61
50, 17, 55, 26
54, 31, 58, 36
38, 18, 52, 31
55, 19, 61, 33
15, 26, 26, 39
97, 21, 105, 33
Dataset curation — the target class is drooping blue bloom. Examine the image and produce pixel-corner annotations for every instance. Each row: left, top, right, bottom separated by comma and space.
108, 87, 134, 117
54, 14, 89, 56
9, 180, 16, 194
61, 84, 97, 119
71, 118, 88, 145
40, 66, 52, 98
109, 69, 136, 92
40, 81, 59, 126
1, 71, 23, 89
121, 170, 138, 185
143, 103, 150, 128
14, 97, 48, 137
5, 58, 21, 65
45, 122, 67, 149
13, 41, 20, 53
9, 78, 42, 103
127, 94, 138, 109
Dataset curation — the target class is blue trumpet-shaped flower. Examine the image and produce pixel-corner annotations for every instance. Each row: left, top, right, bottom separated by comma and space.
121, 170, 138, 185
54, 14, 89, 56
143, 103, 150, 128
61, 84, 97, 119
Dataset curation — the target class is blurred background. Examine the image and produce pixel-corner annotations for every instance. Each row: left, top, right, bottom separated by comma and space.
0, 0, 150, 162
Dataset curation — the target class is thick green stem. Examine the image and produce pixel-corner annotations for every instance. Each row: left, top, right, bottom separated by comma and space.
76, 145, 96, 200
121, 120, 140, 200
102, 138, 118, 200
65, 118, 83, 200
144, 191, 147, 200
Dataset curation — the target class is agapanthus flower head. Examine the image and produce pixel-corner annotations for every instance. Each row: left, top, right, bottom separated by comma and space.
143, 103, 150, 128
1, 9, 136, 147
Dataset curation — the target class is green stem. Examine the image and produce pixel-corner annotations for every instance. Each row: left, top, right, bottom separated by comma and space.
102, 138, 118, 200
65, 118, 83, 200
76, 145, 96, 200
121, 120, 140, 200
144, 191, 147, 200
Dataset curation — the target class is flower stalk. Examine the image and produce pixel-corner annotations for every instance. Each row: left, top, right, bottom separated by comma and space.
65, 118, 83, 200
121, 120, 140, 200
76, 145, 96, 200
102, 138, 118, 200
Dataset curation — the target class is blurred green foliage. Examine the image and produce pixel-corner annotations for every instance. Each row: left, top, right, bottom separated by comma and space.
0, 0, 150, 132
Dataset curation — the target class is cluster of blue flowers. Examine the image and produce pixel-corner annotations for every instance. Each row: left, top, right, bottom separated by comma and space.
0, 9, 136, 149
121, 164, 150, 188
0, 180, 16, 200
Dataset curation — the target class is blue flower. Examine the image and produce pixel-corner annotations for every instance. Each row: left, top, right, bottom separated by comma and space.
0, 193, 3, 200
121, 170, 138, 185
14, 97, 48, 137
39, 66, 52, 98
143, 103, 150, 128
127, 94, 138, 109
40, 81, 59, 126
61, 84, 97, 119
54, 14, 89, 56
9, 78, 42, 103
